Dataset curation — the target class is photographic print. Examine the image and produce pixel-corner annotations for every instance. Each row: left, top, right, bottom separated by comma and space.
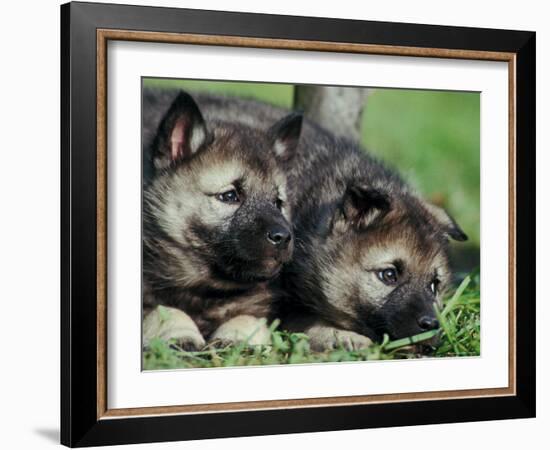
62, 3, 535, 445
141, 78, 480, 370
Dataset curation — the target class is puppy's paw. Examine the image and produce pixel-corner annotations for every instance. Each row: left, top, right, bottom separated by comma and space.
307, 326, 372, 352
143, 305, 205, 351
210, 315, 271, 346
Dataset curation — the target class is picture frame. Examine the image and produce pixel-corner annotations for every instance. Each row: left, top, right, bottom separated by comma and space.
60, 1, 535, 447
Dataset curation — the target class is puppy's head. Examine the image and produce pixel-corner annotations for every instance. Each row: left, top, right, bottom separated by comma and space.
145, 90, 302, 284
318, 182, 467, 343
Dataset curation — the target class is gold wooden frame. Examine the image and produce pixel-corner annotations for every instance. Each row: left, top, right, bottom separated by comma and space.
96, 29, 516, 420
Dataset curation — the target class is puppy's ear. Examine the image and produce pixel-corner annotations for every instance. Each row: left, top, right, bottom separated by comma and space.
423, 202, 468, 241
268, 113, 303, 162
153, 91, 209, 171
339, 183, 391, 230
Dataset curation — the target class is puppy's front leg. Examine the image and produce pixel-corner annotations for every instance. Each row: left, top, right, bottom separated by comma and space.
306, 324, 372, 352
143, 305, 205, 351
210, 315, 271, 346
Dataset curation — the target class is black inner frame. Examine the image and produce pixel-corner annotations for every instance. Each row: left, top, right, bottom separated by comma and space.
61, 2, 536, 447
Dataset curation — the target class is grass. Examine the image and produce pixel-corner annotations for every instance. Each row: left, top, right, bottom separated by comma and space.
143, 271, 480, 370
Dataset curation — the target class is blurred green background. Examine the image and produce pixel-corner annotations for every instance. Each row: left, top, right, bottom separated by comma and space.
143, 78, 480, 269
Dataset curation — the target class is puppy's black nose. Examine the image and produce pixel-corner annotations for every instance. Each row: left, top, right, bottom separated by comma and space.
418, 316, 440, 331
267, 226, 291, 248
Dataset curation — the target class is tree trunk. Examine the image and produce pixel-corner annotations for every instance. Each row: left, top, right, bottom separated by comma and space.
293, 86, 368, 142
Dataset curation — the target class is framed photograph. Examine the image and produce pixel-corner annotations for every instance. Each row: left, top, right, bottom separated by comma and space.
61, 1, 535, 447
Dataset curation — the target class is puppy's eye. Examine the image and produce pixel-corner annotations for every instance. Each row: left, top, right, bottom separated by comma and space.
276, 198, 283, 210
377, 268, 398, 285
216, 189, 240, 203
430, 279, 440, 295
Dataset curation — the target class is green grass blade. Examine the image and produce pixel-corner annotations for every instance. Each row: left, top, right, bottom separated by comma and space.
441, 275, 471, 317
384, 330, 439, 351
